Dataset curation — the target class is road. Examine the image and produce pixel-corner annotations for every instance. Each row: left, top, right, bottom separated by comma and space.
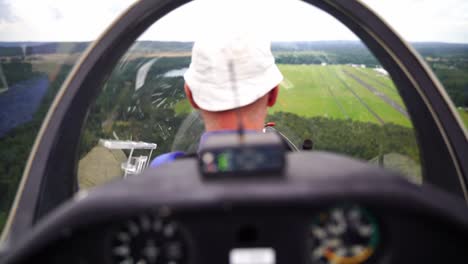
343, 69, 409, 118
335, 71, 386, 125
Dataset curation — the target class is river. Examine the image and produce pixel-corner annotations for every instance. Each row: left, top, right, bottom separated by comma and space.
0, 76, 49, 137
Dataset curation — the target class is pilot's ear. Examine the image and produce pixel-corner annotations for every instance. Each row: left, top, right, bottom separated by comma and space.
184, 83, 200, 109
267, 86, 279, 107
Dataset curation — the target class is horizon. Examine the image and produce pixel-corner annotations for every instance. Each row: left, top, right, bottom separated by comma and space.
1, 40, 468, 45
0, 0, 467, 43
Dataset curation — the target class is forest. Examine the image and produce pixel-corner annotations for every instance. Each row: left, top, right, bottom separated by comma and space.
0, 63, 71, 231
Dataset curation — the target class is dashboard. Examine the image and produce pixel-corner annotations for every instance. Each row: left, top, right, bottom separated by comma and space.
4, 152, 468, 264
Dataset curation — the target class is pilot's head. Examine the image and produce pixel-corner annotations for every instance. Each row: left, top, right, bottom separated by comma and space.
183, 31, 283, 131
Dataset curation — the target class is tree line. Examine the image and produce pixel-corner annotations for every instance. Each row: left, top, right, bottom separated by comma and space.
0, 64, 71, 231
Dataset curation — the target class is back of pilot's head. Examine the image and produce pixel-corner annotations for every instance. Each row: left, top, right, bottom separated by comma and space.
183, 29, 283, 112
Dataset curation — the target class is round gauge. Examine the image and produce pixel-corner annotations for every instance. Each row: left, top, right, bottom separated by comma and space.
308, 204, 380, 264
111, 214, 189, 264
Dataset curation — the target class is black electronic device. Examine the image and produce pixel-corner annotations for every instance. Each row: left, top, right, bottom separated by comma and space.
198, 132, 286, 178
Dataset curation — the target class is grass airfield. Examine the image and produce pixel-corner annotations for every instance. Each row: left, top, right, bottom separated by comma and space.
270, 64, 412, 127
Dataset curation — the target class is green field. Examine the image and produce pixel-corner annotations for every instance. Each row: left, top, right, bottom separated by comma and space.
270, 64, 412, 127
458, 109, 468, 127
174, 64, 413, 127
174, 63, 466, 130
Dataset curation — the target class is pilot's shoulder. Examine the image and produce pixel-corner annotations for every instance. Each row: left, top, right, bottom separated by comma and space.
149, 151, 186, 168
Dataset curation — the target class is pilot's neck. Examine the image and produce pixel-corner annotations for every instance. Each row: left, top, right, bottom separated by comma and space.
201, 111, 265, 132
200, 101, 268, 132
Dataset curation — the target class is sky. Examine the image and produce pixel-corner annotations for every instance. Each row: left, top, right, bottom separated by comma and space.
0, 0, 467, 43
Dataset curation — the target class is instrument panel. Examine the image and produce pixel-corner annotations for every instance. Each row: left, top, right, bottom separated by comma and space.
111, 214, 189, 264
7, 154, 468, 264
97, 204, 384, 264
308, 205, 379, 264
11, 201, 468, 264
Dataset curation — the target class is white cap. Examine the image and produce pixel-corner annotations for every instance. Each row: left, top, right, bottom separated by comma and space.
184, 31, 283, 112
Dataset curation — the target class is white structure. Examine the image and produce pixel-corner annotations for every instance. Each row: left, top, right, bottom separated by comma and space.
374, 66, 389, 76
100, 139, 157, 178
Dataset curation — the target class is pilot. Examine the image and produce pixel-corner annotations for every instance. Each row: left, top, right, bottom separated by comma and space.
150, 31, 283, 167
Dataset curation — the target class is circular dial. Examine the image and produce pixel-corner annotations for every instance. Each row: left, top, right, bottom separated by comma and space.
112, 214, 188, 264
308, 205, 379, 264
